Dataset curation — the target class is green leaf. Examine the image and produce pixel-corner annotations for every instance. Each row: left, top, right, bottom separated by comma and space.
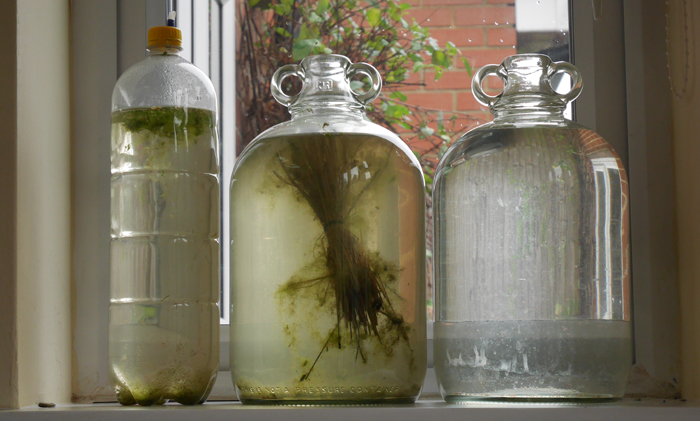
461, 57, 473, 77
275, 27, 291, 37
433, 67, 444, 81
367, 8, 381, 26
249, 0, 261, 6
409, 53, 423, 62
432, 50, 449, 67
316, 0, 330, 14
389, 91, 408, 102
350, 80, 366, 91
424, 173, 433, 184
293, 39, 317, 61
384, 104, 410, 118
421, 126, 435, 136
308, 11, 323, 23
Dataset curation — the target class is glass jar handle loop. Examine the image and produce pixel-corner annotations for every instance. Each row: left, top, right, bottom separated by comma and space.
472, 64, 506, 108
347, 62, 382, 104
547, 61, 583, 103
271, 64, 306, 107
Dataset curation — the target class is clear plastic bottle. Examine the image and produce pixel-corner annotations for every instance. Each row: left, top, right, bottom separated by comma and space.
229, 55, 427, 404
433, 54, 632, 402
109, 20, 220, 405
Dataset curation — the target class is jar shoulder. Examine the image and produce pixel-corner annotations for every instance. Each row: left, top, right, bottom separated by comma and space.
113, 56, 217, 112
435, 121, 621, 182
234, 115, 422, 175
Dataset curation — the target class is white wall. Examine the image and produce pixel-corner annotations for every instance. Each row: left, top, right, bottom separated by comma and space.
515, 0, 568, 32
0, 0, 19, 409
669, 0, 700, 400
16, 0, 72, 407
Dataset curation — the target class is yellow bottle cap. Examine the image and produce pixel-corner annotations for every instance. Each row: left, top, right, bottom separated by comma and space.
147, 26, 182, 48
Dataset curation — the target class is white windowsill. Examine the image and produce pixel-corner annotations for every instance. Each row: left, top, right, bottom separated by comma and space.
3, 398, 699, 420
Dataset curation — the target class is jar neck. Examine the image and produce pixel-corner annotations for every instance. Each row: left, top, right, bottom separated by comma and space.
147, 46, 183, 56
290, 103, 365, 119
488, 54, 572, 123
287, 55, 366, 118
492, 95, 567, 122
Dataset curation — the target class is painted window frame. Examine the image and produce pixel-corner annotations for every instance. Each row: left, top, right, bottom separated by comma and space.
70, 0, 679, 403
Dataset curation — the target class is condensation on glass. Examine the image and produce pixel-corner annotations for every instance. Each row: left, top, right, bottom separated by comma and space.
109, 26, 220, 405
433, 54, 631, 402
229, 55, 427, 404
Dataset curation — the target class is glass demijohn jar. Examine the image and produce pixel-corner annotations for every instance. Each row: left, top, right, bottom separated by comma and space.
109, 20, 220, 405
433, 54, 631, 402
229, 55, 427, 404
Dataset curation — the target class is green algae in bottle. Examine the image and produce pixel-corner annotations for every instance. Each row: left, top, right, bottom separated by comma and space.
109, 14, 220, 405
230, 55, 427, 404
433, 54, 632, 403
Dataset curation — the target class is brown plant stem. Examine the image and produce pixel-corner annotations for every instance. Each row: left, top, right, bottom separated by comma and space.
274, 135, 407, 380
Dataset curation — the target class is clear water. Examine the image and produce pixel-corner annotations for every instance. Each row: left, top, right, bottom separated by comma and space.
433, 126, 632, 399
109, 107, 220, 405
435, 320, 632, 401
229, 133, 427, 404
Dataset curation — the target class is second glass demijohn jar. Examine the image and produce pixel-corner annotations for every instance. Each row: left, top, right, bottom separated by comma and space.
433, 54, 631, 402
229, 54, 427, 404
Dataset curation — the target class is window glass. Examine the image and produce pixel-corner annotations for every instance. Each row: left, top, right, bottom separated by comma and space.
185, 0, 572, 323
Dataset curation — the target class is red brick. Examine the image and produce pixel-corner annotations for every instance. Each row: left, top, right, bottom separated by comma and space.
398, 0, 420, 6
488, 0, 514, 3
487, 74, 504, 90
457, 92, 489, 111
423, 0, 481, 5
407, 138, 440, 153
404, 92, 455, 110
405, 8, 453, 27
458, 48, 515, 69
429, 28, 484, 47
424, 70, 472, 90
487, 27, 516, 46
454, 6, 515, 26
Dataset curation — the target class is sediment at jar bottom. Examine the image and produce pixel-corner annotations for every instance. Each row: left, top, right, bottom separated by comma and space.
434, 320, 632, 400
109, 303, 219, 405
110, 364, 217, 406
235, 377, 422, 404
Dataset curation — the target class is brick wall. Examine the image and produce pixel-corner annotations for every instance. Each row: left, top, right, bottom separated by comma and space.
399, 0, 516, 152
